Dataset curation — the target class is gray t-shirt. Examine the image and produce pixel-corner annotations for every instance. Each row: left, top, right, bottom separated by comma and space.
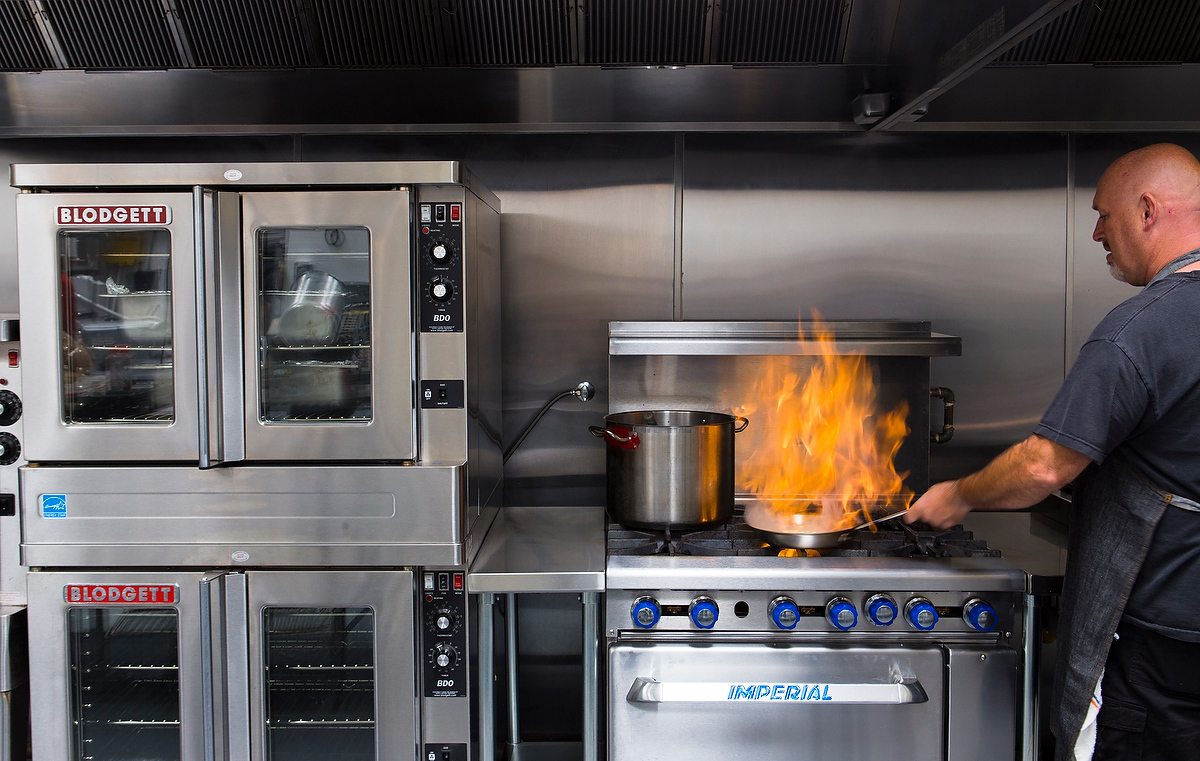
1034, 271, 1200, 641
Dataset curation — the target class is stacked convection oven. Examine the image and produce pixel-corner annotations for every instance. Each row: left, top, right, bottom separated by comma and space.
11, 162, 502, 761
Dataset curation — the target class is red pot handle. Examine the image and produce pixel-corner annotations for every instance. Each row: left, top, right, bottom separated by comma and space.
589, 425, 640, 450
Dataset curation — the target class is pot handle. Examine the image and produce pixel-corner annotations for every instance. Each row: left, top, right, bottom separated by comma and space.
590, 425, 641, 450
929, 387, 955, 444
733, 416, 750, 433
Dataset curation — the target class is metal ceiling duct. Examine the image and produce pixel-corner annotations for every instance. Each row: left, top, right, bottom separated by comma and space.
584, 0, 708, 65
176, 0, 310, 67
1079, 0, 1200, 63
308, 0, 443, 67
992, 1, 1081, 64
442, 0, 573, 66
713, 0, 849, 64
0, 1, 53, 70
44, 0, 180, 68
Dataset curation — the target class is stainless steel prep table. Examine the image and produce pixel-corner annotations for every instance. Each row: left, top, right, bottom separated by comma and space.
469, 506, 605, 761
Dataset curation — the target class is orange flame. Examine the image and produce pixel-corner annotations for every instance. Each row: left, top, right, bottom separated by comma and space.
734, 314, 913, 536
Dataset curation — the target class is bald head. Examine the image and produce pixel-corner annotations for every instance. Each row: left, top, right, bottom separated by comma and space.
1093, 143, 1200, 286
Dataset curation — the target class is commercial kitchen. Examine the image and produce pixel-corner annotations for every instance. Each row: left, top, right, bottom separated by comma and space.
0, 1, 1193, 759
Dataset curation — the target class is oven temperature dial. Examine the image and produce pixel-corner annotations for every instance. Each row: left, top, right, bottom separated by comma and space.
769, 597, 799, 630
826, 598, 858, 631
865, 594, 898, 626
433, 643, 458, 669
963, 598, 998, 632
429, 607, 460, 634
0, 391, 21, 426
689, 597, 719, 629
630, 597, 660, 629
905, 598, 939, 630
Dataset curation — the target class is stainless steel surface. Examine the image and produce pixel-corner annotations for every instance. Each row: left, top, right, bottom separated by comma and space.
0, 340, 26, 607
479, 592, 496, 761
744, 507, 911, 549
21, 464, 465, 567
1022, 594, 1040, 761
681, 134, 1068, 478
240, 190, 415, 462
609, 320, 963, 357
0, 321, 15, 342
947, 646, 1020, 761
506, 593, 520, 749
224, 573, 251, 761
244, 571, 416, 761
626, 675, 928, 704
581, 592, 599, 761
27, 570, 212, 761
211, 190, 245, 465
198, 574, 222, 761
597, 410, 744, 531
17, 190, 201, 462
469, 507, 605, 593
607, 555, 1028, 593
609, 643, 946, 760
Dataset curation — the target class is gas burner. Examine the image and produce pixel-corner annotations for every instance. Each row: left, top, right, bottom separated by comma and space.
606, 516, 1001, 558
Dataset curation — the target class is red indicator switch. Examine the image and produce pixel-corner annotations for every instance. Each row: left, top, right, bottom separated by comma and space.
7, 351, 16, 368
453, 573, 464, 591
450, 204, 461, 222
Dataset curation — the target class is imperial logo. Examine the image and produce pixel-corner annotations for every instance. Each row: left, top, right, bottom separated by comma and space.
727, 684, 833, 701
57, 206, 171, 225
64, 584, 178, 605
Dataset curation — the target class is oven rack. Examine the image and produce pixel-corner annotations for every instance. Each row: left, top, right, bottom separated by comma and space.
269, 718, 375, 728
100, 610, 179, 636
265, 678, 374, 690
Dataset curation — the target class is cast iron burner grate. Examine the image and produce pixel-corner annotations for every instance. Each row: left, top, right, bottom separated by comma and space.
606, 515, 1001, 558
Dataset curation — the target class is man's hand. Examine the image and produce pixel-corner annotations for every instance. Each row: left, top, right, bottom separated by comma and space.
904, 480, 971, 530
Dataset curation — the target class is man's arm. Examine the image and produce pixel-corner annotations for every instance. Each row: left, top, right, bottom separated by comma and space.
904, 433, 1092, 529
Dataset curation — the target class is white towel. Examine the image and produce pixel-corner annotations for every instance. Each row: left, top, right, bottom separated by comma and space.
1074, 669, 1104, 761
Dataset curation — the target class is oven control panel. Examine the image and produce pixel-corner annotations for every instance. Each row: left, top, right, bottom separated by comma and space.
417, 201, 464, 333
421, 569, 467, 698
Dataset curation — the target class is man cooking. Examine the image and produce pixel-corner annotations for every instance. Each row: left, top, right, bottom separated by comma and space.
905, 143, 1200, 761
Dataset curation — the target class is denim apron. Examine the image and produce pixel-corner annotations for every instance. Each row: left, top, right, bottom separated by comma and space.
1050, 451, 1173, 759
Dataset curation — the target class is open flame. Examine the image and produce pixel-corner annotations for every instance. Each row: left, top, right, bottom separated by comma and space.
734, 315, 913, 536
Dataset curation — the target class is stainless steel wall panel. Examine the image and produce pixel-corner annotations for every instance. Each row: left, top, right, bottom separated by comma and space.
681, 134, 1068, 478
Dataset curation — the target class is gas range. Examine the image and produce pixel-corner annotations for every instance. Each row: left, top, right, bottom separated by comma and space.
604, 515, 1029, 761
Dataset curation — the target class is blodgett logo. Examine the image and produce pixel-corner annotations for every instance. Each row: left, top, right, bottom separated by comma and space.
727, 684, 833, 701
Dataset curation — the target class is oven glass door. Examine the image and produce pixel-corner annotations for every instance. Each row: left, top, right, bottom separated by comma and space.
16, 193, 200, 462
246, 571, 417, 760
27, 571, 211, 761
609, 642, 946, 760
241, 192, 415, 462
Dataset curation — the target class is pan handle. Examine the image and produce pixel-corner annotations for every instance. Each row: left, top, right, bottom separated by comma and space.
589, 425, 640, 450
930, 387, 955, 444
733, 416, 750, 433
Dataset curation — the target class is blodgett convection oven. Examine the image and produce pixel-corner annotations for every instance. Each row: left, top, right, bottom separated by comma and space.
13, 162, 501, 760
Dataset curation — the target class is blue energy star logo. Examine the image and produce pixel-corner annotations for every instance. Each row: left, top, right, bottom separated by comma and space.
40, 494, 67, 518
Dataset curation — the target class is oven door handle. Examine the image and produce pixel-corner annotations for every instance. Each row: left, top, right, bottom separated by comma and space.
626, 677, 928, 704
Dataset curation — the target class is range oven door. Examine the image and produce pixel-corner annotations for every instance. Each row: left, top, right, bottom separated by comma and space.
27, 570, 218, 761
609, 642, 945, 760
242, 570, 418, 760
16, 192, 200, 462
240, 192, 416, 462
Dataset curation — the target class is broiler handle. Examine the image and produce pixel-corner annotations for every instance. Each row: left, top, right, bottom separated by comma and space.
930, 387, 955, 444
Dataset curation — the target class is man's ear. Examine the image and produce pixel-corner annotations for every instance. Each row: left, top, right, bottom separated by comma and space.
1140, 192, 1159, 230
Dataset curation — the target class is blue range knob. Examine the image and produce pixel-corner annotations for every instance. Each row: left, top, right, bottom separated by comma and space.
865, 594, 898, 627
963, 598, 998, 632
826, 598, 858, 631
905, 598, 939, 631
770, 597, 799, 630
689, 597, 719, 629
630, 597, 660, 629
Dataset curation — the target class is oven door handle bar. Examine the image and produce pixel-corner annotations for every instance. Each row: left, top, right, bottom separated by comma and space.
626, 677, 928, 704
